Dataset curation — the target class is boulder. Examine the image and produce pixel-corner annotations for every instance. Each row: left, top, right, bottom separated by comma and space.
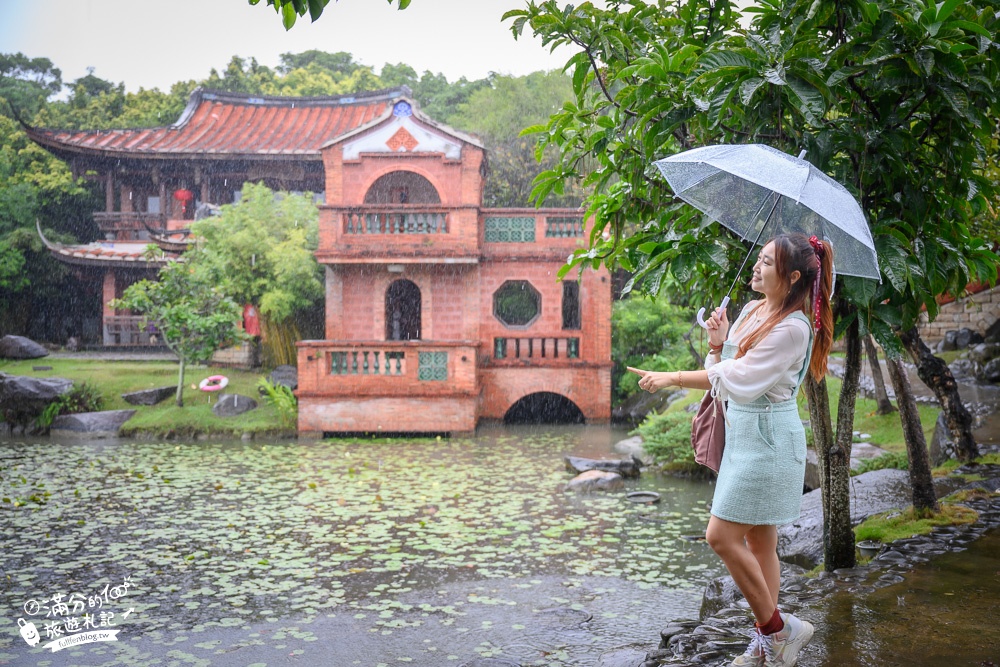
212, 393, 258, 417
930, 411, 957, 465
49, 409, 136, 438
612, 435, 654, 465
968, 343, 1000, 366
122, 386, 176, 406
596, 646, 650, 667
777, 469, 916, 567
0, 373, 73, 418
701, 562, 806, 619
0, 335, 49, 359
612, 388, 685, 424
954, 327, 984, 350
948, 358, 977, 382
803, 448, 821, 492
942, 330, 958, 351
564, 470, 624, 492
985, 318, 1000, 344
983, 358, 1000, 383
565, 455, 641, 478
65, 336, 79, 352
266, 364, 298, 391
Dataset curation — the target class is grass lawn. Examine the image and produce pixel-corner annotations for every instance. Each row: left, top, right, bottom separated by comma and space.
663, 375, 937, 453
0, 358, 289, 438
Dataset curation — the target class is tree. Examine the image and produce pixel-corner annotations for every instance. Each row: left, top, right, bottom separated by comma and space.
449, 71, 585, 207
507, 0, 1000, 569
863, 335, 896, 416
0, 53, 62, 121
249, 0, 410, 30
111, 261, 243, 407
188, 183, 323, 365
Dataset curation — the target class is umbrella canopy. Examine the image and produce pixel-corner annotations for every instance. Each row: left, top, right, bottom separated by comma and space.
654, 143, 880, 281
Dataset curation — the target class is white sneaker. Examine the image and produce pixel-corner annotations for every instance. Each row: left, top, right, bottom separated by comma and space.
731, 627, 765, 666
762, 613, 814, 667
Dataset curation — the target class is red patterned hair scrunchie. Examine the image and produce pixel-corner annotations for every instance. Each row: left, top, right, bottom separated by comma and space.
809, 236, 824, 332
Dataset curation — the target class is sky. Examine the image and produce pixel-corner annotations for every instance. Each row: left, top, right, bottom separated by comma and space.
0, 0, 573, 94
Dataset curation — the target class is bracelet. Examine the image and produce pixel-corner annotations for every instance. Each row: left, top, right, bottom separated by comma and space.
676, 371, 683, 389
709, 343, 723, 354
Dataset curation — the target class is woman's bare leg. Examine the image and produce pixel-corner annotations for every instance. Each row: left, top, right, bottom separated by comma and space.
745, 524, 780, 609
705, 515, 777, 624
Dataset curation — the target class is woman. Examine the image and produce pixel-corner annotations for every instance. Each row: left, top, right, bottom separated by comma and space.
630, 233, 833, 667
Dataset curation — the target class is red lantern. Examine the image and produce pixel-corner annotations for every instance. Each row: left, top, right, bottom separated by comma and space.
173, 189, 194, 216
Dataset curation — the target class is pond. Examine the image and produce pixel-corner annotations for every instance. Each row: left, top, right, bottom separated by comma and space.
0, 426, 724, 666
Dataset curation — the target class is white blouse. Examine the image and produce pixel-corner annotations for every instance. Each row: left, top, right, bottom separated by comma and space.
705, 301, 811, 404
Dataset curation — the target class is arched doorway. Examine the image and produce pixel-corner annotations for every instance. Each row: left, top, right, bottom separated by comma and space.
385, 279, 421, 341
365, 171, 441, 204
503, 392, 585, 424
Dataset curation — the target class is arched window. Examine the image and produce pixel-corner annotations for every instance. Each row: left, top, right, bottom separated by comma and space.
385, 279, 421, 341
365, 171, 441, 204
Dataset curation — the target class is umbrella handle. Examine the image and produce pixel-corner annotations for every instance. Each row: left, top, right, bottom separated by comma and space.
696, 296, 730, 329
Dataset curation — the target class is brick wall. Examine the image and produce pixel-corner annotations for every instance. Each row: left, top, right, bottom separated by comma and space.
917, 285, 1000, 342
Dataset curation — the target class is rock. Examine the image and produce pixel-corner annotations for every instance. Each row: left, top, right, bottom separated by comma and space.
612, 388, 685, 424
0, 335, 49, 359
65, 336, 79, 352
968, 343, 1000, 365
778, 469, 916, 567
701, 563, 805, 618
985, 318, 1000, 344
948, 358, 977, 382
458, 659, 521, 667
267, 364, 298, 391
565, 455, 640, 478
955, 327, 984, 350
121, 386, 176, 406
32, 366, 52, 371
982, 358, 1000, 383
212, 393, 258, 417
930, 411, 957, 465
564, 470, 623, 492
850, 441, 890, 469
0, 373, 73, 418
942, 330, 958, 351
613, 435, 653, 465
49, 409, 136, 438
804, 447, 821, 492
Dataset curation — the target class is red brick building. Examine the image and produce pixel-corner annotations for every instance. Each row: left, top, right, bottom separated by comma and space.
29, 88, 612, 433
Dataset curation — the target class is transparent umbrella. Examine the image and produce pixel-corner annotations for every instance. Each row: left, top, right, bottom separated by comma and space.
653, 144, 880, 326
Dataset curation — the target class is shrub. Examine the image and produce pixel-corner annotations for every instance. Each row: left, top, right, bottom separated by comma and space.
257, 378, 297, 430
851, 451, 909, 476
634, 410, 695, 467
36, 382, 106, 429
611, 295, 704, 404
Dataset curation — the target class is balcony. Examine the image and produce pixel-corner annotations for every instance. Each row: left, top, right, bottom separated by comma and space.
93, 212, 167, 240
490, 336, 581, 366
103, 315, 160, 346
481, 209, 589, 260
296, 340, 478, 397
318, 205, 478, 263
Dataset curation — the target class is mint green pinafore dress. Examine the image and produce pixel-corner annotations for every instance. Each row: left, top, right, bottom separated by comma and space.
710, 310, 813, 526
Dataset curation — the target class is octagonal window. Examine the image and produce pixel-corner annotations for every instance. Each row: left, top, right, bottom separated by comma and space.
493, 280, 541, 328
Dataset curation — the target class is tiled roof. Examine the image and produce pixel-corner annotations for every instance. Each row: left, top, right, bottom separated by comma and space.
26, 87, 406, 159
37, 221, 176, 268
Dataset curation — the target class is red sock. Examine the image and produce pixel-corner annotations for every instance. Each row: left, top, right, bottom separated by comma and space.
757, 608, 784, 635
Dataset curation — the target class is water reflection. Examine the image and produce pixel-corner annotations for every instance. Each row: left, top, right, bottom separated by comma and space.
0, 426, 723, 666
806, 530, 1000, 666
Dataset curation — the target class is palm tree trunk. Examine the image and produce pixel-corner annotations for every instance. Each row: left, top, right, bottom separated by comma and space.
863, 334, 896, 415
883, 354, 939, 512
898, 327, 978, 462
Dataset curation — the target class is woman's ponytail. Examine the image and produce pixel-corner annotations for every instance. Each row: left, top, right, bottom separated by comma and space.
808, 236, 833, 382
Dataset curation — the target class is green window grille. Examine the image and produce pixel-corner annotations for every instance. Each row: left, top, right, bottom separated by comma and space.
418, 351, 448, 381
545, 216, 585, 238
484, 216, 535, 243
